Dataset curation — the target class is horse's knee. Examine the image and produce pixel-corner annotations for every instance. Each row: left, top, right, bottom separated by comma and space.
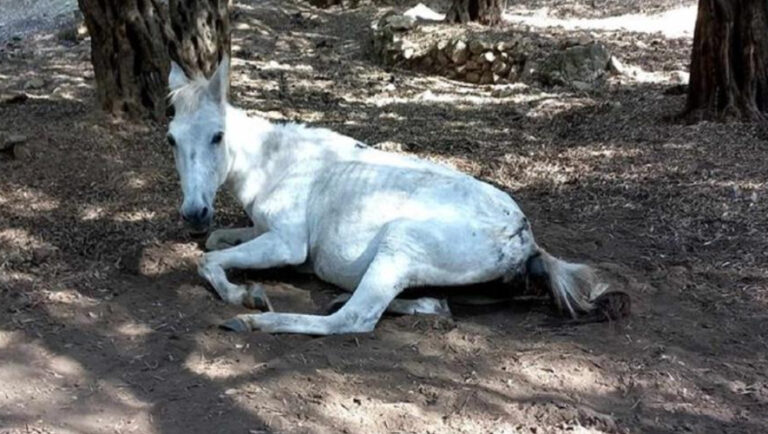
197, 253, 217, 279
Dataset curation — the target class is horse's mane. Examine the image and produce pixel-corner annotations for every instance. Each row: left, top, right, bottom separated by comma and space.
168, 75, 210, 115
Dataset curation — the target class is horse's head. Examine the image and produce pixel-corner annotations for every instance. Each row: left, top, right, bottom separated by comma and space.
166, 57, 231, 234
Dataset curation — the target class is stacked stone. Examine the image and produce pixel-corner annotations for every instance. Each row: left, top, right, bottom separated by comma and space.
427, 37, 528, 84
370, 13, 611, 88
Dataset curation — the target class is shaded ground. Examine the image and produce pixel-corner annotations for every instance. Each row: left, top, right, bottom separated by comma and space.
2, 0, 768, 433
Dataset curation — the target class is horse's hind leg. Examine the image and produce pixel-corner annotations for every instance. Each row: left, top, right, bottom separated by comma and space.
325, 294, 451, 317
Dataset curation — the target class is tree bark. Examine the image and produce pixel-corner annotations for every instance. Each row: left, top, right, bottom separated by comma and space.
684, 0, 768, 122
445, 0, 507, 26
168, 0, 232, 78
78, 0, 232, 121
78, 0, 170, 120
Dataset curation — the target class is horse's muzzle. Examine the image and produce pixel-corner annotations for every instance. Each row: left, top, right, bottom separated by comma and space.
181, 206, 213, 235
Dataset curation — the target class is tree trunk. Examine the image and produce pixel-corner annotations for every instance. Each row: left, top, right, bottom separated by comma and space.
684, 0, 768, 122
78, 0, 170, 120
78, 0, 232, 120
168, 0, 232, 78
445, 0, 507, 26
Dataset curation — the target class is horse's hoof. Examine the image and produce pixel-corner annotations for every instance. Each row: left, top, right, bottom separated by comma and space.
593, 291, 631, 320
242, 282, 273, 311
220, 317, 251, 333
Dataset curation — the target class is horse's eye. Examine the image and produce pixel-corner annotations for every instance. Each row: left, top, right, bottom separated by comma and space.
211, 132, 224, 145
167, 134, 177, 148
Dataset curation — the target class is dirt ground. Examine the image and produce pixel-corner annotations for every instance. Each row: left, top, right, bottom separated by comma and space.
2, 0, 768, 433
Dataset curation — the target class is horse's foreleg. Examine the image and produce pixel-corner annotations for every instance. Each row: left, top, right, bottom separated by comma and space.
205, 227, 260, 251
199, 231, 306, 308
221, 253, 408, 334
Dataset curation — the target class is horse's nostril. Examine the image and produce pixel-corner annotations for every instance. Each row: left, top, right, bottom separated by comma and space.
200, 207, 209, 219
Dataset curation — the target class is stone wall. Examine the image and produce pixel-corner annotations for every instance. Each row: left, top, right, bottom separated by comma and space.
370, 12, 612, 88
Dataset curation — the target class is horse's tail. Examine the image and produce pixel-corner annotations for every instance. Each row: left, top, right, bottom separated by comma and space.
525, 248, 607, 318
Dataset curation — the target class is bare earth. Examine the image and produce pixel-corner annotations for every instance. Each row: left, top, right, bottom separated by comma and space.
1, 0, 768, 433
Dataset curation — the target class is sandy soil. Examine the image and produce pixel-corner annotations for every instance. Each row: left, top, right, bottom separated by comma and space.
2, 0, 768, 433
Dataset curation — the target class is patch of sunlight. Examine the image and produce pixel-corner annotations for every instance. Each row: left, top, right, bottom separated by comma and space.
0, 330, 23, 349
527, 97, 595, 118
504, 6, 697, 39
515, 356, 619, 397
364, 88, 551, 107
571, 147, 642, 159
256, 60, 314, 73
112, 210, 157, 223
114, 322, 154, 337
0, 228, 53, 250
125, 176, 147, 189
0, 186, 59, 213
79, 205, 105, 221
612, 62, 690, 85
44, 289, 101, 307
184, 354, 254, 379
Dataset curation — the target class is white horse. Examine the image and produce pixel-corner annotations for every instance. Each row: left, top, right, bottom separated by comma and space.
166, 57, 608, 335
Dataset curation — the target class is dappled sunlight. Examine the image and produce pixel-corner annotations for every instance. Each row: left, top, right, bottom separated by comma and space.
504, 5, 697, 39
0, 185, 60, 214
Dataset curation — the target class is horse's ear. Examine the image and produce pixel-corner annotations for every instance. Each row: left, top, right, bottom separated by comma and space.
169, 61, 190, 91
208, 55, 230, 105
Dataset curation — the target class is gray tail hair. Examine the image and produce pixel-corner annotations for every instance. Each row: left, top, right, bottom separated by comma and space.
526, 249, 607, 318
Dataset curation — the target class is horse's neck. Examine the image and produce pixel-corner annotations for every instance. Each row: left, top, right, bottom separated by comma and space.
224, 106, 275, 207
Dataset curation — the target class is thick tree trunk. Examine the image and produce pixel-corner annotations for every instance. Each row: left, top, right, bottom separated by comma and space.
684, 0, 768, 122
78, 0, 170, 120
78, 0, 232, 120
445, 0, 506, 26
168, 0, 232, 77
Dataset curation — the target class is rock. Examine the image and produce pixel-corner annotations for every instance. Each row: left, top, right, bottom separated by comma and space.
464, 60, 481, 71
13, 143, 35, 160
1, 133, 27, 151
449, 40, 468, 64
491, 59, 510, 75
403, 3, 445, 21
465, 72, 481, 84
538, 42, 611, 87
32, 246, 57, 265
519, 60, 539, 82
480, 71, 494, 84
382, 14, 416, 31
468, 39, 491, 54
481, 51, 496, 63
670, 71, 690, 84
608, 56, 626, 75
507, 67, 520, 82
23, 78, 45, 90
0, 93, 29, 104
435, 50, 451, 66
571, 80, 592, 91
495, 41, 516, 52
56, 20, 88, 44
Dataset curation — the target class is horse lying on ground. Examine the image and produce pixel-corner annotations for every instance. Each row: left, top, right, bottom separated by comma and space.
166, 57, 622, 335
